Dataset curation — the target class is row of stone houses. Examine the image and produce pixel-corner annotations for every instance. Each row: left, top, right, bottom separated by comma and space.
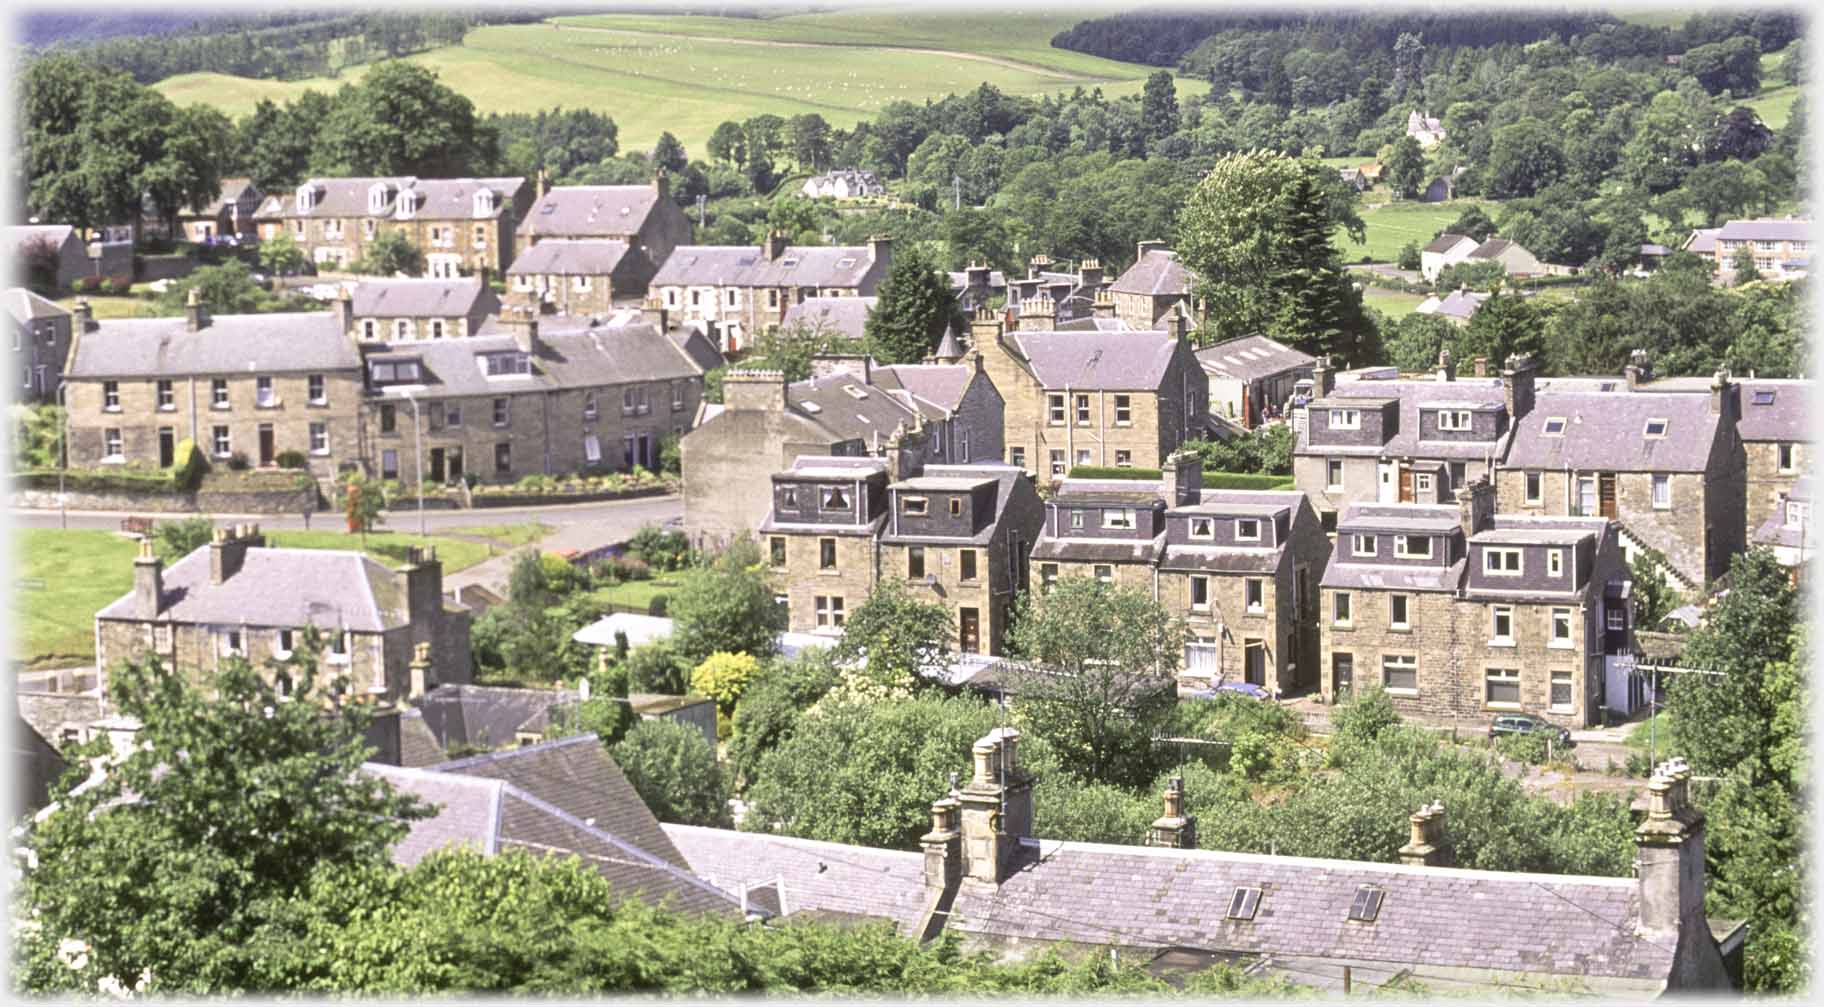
58, 287, 722, 487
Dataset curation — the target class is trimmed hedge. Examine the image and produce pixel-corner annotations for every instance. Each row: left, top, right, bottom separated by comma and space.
16, 468, 176, 493
1065, 466, 1293, 491
1067, 466, 1163, 480
173, 438, 208, 491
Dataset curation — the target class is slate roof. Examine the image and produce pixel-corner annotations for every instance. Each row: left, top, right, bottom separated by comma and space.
368, 325, 706, 401
65, 311, 359, 378
367, 762, 741, 916
947, 839, 1674, 983
1716, 218, 1811, 242
668, 325, 727, 373
184, 177, 257, 217
96, 544, 404, 630
781, 296, 876, 341
872, 363, 973, 413
6, 287, 68, 323
256, 177, 524, 220
351, 277, 491, 318
1176, 489, 1305, 516
1053, 478, 1166, 506
1299, 377, 1509, 460
1011, 329, 1181, 391
397, 708, 447, 768
1157, 545, 1282, 574
1736, 379, 1810, 442
525, 185, 666, 239
1754, 480, 1811, 550
433, 733, 690, 871
1056, 316, 1133, 331
883, 463, 1029, 547
2, 224, 77, 256
1031, 535, 1164, 565
1109, 249, 1195, 297
1420, 289, 1488, 321
652, 244, 880, 289
1468, 238, 1517, 260
787, 372, 922, 443
1684, 228, 1721, 254
1421, 233, 1473, 254
662, 824, 929, 934
1195, 335, 1315, 383
412, 684, 577, 752
506, 239, 633, 276
1504, 390, 1722, 472
1337, 503, 1461, 534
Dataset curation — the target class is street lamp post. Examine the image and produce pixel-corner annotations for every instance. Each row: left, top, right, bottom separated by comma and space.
403, 391, 424, 538
56, 381, 67, 530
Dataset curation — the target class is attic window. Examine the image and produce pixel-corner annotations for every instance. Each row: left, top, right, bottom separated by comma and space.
836, 257, 856, 268
1347, 886, 1385, 923
1541, 417, 1567, 436
1599, 381, 1617, 392
781, 257, 800, 268
1226, 887, 1262, 921
1643, 418, 1669, 438
843, 385, 869, 400
1753, 390, 1776, 406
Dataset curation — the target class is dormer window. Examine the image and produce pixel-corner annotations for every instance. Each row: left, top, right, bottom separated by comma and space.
820, 486, 849, 510
472, 189, 495, 217
1188, 517, 1214, 540
368, 358, 423, 385
1102, 508, 1137, 530
1542, 417, 1567, 436
1353, 534, 1376, 556
1235, 518, 1261, 542
295, 184, 317, 213
396, 191, 417, 220
1436, 409, 1471, 431
1643, 418, 1669, 438
1394, 535, 1431, 559
1787, 501, 1810, 526
781, 487, 798, 508
902, 496, 928, 516
1329, 409, 1361, 430
482, 352, 532, 377
1484, 547, 1523, 575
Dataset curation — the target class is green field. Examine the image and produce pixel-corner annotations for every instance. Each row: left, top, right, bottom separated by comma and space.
154, 14, 1203, 153
14, 527, 493, 670
1335, 200, 1484, 264
1362, 288, 1428, 318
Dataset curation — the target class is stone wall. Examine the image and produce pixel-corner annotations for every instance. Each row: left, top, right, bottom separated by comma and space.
765, 528, 879, 636
13, 477, 317, 515
1744, 440, 1803, 540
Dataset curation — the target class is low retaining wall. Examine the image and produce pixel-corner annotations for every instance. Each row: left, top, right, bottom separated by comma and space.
14, 483, 317, 515
465, 484, 674, 509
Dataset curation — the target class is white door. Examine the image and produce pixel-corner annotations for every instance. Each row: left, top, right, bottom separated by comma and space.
1377, 460, 1398, 503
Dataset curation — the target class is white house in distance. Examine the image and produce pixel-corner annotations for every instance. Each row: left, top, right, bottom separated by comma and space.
1420, 234, 1479, 282
1406, 109, 1447, 148
801, 170, 885, 200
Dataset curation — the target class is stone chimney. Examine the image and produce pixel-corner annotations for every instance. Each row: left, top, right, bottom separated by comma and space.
957, 727, 1035, 886
1147, 775, 1198, 849
399, 545, 443, 631
970, 303, 1005, 349
1092, 287, 1116, 319
1472, 356, 1488, 378
965, 261, 990, 290
1624, 349, 1654, 391
536, 167, 548, 200
641, 300, 672, 333
1027, 253, 1052, 280
920, 782, 963, 895
867, 234, 893, 271
336, 284, 355, 337
1397, 801, 1453, 867
184, 287, 206, 332
886, 419, 927, 481
654, 169, 669, 202
1635, 758, 1707, 940
1455, 478, 1495, 537
764, 229, 790, 261
408, 641, 433, 699
809, 353, 871, 385
209, 523, 263, 585
1168, 302, 1190, 342
133, 535, 164, 618
1163, 449, 1202, 508
1078, 257, 1103, 289
1312, 354, 1336, 397
1709, 369, 1737, 419
1017, 293, 1054, 331
722, 369, 789, 413
1502, 353, 1536, 421
72, 297, 94, 333
504, 305, 541, 356
1136, 239, 1167, 262
1436, 346, 1455, 383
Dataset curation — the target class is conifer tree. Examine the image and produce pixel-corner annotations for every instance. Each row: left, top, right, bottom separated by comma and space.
864, 244, 960, 365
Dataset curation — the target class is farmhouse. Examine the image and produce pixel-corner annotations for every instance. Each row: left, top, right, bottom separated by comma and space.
1419, 233, 1479, 282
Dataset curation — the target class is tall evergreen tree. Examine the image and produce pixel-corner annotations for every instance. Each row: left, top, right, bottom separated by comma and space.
864, 244, 960, 364
1140, 70, 1180, 143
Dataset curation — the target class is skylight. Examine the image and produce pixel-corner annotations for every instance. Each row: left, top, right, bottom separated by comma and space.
1542, 417, 1567, 436
843, 385, 869, 399
781, 257, 800, 267
1226, 887, 1262, 921
1347, 886, 1385, 923
1753, 390, 1777, 405
837, 257, 856, 268
1643, 418, 1669, 438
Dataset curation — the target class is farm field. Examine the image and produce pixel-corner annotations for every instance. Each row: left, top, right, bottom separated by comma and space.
1361, 288, 1427, 318
1334, 199, 1488, 264
155, 15, 1203, 153
13, 528, 493, 670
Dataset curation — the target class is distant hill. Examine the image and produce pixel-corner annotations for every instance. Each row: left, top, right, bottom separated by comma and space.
18, 13, 219, 48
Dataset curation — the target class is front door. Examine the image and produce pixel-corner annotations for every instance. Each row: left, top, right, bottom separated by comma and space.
1576, 476, 1598, 517
429, 448, 445, 484
960, 608, 981, 655
1599, 473, 1618, 519
1398, 465, 1415, 503
1377, 460, 1398, 503
1244, 640, 1266, 687
448, 447, 464, 481
1333, 653, 1354, 697
258, 424, 275, 467
639, 433, 654, 470
158, 427, 175, 468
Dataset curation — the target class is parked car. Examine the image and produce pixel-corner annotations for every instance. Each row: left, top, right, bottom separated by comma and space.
1184, 682, 1272, 702
1488, 713, 1571, 746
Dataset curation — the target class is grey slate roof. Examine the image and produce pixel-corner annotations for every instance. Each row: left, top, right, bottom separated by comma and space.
1468, 237, 1518, 259
1504, 390, 1722, 472
781, 296, 876, 341
1321, 559, 1466, 593
652, 244, 879, 289
506, 239, 632, 276
1300, 377, 1508, 460
1032, 535, 1164, 565
412, 684, 577, 752
521, 185, 664, 239
668, 325, 727, 373
185, 177, 257, 217
1424, 289, 1488, 321
1109, 249, 1194, 296
1056, 316, 1133, 331
95, 545, 403, 630
787, 371, 922, 443
433, 733, 691, 871
1196, 335, 1315, 383
1684, 228, 1721, 254
6, 287, 68, 323
1716, 218, 1811, 242
947, 839, 1674, 983
3, 225, 79, 260
872, 363, 972, 413
1754, 480, 1811, 549
1011, 329, 1181, 391
1337, 503, 1461, 534
66, 311, 359, 379
369, 324, 705, 401
351, 277, 490, 318
257, 176, 524, 220
1737, 379, 1810, 442
662, 824, 929, 934
1422, 233, 1473, 254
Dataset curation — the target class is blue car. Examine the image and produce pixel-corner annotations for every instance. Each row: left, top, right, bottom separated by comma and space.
1185, 682, 1272, 701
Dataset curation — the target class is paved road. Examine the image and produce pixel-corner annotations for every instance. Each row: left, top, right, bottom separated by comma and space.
11, 495, 683, 536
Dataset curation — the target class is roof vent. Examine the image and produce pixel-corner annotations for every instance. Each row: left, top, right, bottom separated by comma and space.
843, 385, 869, 400
798, 401, 822, 414
1226, 887, 1262, 921
1347, 885, 1384, 923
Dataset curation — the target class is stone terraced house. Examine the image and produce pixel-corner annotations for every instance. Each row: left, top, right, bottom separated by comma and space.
1319, 481, 1636, 726
506, 239, 654, 315
349, 277, 499, 343
253, 176, 530, 277
8, 287, 72, 403
650, 233, 892, 353
1735, 377, 1809, 541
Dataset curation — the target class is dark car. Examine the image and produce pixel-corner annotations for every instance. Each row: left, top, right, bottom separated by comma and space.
1488, 713, 1571, 746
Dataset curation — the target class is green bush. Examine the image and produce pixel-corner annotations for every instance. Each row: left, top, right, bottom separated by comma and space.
1330, 686, 1400, 754
274, 449, 308, 470
172, 438, 208, 491
1497, 731, 1553, 765
625, 640, 688, 695
628, 524, 691, 572
648, 594, 669, 617
1396, 241, 1422, 271
227, 451, 250, 472
610, 719, 730, 826
1066, 465, 1162, 481
1202, 472, 1295, 490
691, 651, 764, 717
153, 516, 215, 564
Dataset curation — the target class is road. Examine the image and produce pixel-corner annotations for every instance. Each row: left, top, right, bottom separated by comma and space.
10, 495, 683, 536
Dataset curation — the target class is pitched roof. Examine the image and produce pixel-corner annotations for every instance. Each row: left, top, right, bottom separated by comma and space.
96, 544, 404, 630
433, 733, 691, 871
780, 296, 876, 341
1300, 377, 1509, 460
506, 239, 633, 276
1422, 233, 1474, 254
1195, 335, 1315, 383
947, 839, 1674, 983
256, 177, 524, 220
786, 371, 922, 443
1736, 379, 1810, 442
661, 824, 929, 934
1503, 390, 1723, 472
412, 684, 578, 752
1109, 249, 1194, 296
367, 762, 741, 916
1430, 289, 1489, 321
1011, 329, 1182, 390
351, 277, 492, 318
368, 324, 706, 401
668, 325, 727, 373
652, 244, 880, 290
872, 363, 973, 413
1715, 218, 1811, 242
1468, 237, 1518, 259
1683, 228, 1721, 254
184, 177, 258, 217
520, 184, 666, 240
6, 287, 69, 323
65, 311, 360, 378
2, 225, 78, 258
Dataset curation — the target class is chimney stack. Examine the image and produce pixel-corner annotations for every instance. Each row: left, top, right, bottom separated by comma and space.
920, 783, 963, 895
1397, 801, 1453, 867
1027, 253, 1052, 280
1472, 356, 1488, 378
1502, 353, 1536, 421
1455, 478, 1495, 537
505, 305, 541, 356
1147, 775, 1198, 849
1092, 287, 1117, 319
970, 303, 1006, 349
867, 233, 893, 271
1135, 239, 1167, 263
336, 285, 355, 337
653, 169, 669, 202
1436, 346, 1455, 383
1017, 293, 1054, 331
400, 546, 444, 629
208, 523, 261, 585
184, 287, 206, 332
764, 229, 790, 261
1168, 302, 1190, 343
1162, 449, 1202, 508
886, 419, 927, 481
1709, 369, 1737, 419
72, 297, 94, 333
133, 535, 164, 619
1624, 349, 1653, 391
1312, 354, 1336, 397
409, 641, 433, 699
722, 369, 789, 413
957, 727, 1034, 886
1078, 257, 1103, 290
1635, 758, 1707, 940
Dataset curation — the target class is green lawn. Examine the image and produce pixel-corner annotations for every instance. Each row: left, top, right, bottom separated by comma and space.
1362, 288, 1427, 318
54, 294, 161, 320
1337, 200, 1489, 264
587, 576, 687, 613
1744, 81, 1800, 131
13, 527, 492, 670
154, 16, 1204, 153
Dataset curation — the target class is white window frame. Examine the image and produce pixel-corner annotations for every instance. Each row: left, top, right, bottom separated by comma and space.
1643, 418, 1669, 439
211, 378, 229, 409
1524, 471, 1542, 506
1094, 565, 1113, 584
1490, 604, 1515, 645
1550, 607, 1574, 647
1329, 408, 1361, 430
1484, 667, 1522, 709
1788, 501, 1811, 527
1547, 548, 1564, 578
902, 496, 929, 516
103, 381, 120, 411
1394, 535, 1432, 559
1113, 394, 1132, 426
1389, 593, 1410, 629
1436, 409, 1471, 431
156, 380, 175, 411
308, 374, 326, 405
1549, 671, 1575, 714
1244, 578, 1264, 613
1047, 393, 1066, 425
1353, 534, 1376, 557
1189, 517, 1214, 540
1778, 443, 1797, 472
212, 425, 231, 458
1651, 474, 1671, 509
309, 422, 329, 455
1190, 575, 1211, 612
103, 428, 123, 461
1541, 417, 1567, 436
1382, 654, 1418, 695
1483, 547, 1523, 576
1327, 459, 1343, 490
1070, 509, 1084, 530
1333, 591, 1352, 626
1102, 509, 1137, 530
1235, 518, 1261, 542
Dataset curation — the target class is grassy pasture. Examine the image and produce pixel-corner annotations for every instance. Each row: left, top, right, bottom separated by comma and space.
1335, 200, 1489, 264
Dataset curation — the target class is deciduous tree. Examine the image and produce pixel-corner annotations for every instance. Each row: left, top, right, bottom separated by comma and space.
668, 539, 785, 666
